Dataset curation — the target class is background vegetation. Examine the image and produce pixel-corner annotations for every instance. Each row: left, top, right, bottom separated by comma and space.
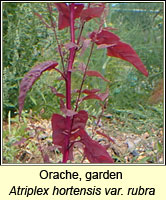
2, 2, 164, 163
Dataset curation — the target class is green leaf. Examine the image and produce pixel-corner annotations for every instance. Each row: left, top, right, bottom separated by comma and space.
157, 141, 162, 153
30, 96, 37, 105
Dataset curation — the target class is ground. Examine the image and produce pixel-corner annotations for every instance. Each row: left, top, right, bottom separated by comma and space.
2, 112, 164, 164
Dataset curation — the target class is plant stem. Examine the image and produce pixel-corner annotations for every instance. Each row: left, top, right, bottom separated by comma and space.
63, 3, 76, 163
76, 21, 85, 45
66, 3, 75, 110
75, 42, 95, 112
47, 3, 66, 74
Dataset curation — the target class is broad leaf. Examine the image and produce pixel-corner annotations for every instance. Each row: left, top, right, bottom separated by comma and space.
80, 6, 104, 22
82, 89, 100, 94
107, 41, 148, 76
73, 88, 100, 95
86, 70, 110, 82
77, 129, 114, 163
72, 110, 88, 131
89, 30, 120, 45
51, 113, 67, 153
19, 61, 58, 117
51, 111, 87, 160
81, 89, 109, 102
51, 114, 67, 135
51, 113, 75, 159
54, 3, 69, 30
55, 3, 84, 30
82, 94, 103, 101
89, 29, 148, 77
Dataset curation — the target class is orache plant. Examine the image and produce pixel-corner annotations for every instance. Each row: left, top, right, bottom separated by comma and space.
18, 3, 148, 163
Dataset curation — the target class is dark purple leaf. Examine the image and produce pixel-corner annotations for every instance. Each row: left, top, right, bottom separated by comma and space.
77, 129, 114, 163
54, 3, 69, 30
19, 61, 58, 117
73, 88, 100, 95
51, 112, 80, 160
51, 113, 67, 135
89, 30, 120, 45
86, 70, 110, 82
81, 89, 109, 102
72, 110, 88, 131
82, 94, 103, 101
55, 3, 84, 30
89, 29, 148, 77
107, 41, 149, 76
51, 113, 67, 153
82, 88, 100, 94
80, 6, 104, 22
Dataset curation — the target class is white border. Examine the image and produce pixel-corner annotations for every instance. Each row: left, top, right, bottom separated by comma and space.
1, 1, 165, 166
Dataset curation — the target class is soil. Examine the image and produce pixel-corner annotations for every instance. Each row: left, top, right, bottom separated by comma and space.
2, 116, 164, 164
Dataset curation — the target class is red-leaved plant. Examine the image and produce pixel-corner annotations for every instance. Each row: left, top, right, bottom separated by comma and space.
18, 3, 148, 163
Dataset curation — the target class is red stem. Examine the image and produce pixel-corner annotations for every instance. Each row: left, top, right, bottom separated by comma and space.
63, 3, 76, 163
74, 42, 95, 112
47, 3, 66, 74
